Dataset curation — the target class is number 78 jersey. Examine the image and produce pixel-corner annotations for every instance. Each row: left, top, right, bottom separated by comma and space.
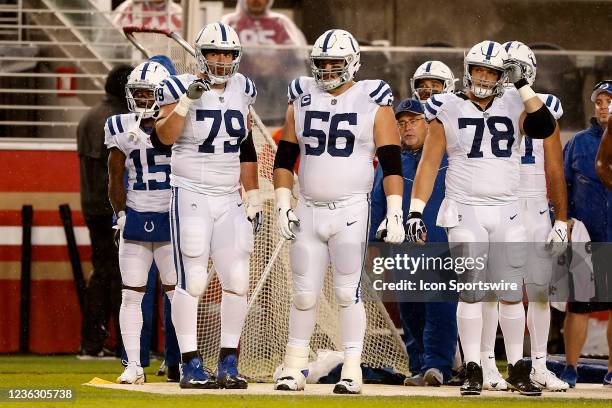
424, 91, 525, 205
288, 76, 394, 202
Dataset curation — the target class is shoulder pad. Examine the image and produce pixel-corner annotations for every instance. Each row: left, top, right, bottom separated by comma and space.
104, 114, 126, 149
423, 93, 449, 122
238, 73, 257, 100
539, 93, 564, 120
156, 74, 192, 106
365, 80, 394, 106
287, 76, 311, 103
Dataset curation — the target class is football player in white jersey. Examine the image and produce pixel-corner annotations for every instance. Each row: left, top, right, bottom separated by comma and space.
406, 40, 557, 396
478, 41, 569, 392
272, 29, 405, 395
411, 60, 456, 101
154, 22, 263, 389
105, 60, 175, 384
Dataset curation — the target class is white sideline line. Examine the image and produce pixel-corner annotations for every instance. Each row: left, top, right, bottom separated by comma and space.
85, 382, 612, 399
0, 226, 90, 246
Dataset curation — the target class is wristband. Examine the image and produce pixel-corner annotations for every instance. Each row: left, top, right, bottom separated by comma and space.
274, 187, 292, 209
174, 94, 193, 117
409, 198, 426, 213
386, 194, 402, 212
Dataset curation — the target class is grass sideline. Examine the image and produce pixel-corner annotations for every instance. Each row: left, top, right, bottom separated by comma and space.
0, 355, 607, 408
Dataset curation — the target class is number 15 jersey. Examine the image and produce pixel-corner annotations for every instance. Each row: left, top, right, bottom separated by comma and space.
288, 77, 393, 203
424, 91, 525, 205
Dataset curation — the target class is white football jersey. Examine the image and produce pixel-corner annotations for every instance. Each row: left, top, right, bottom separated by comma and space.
288, 77, 393, 202
508, 88, 564, 199
104, 113, 172, 213
155, 73, 256, 195
424, 91, 525, 205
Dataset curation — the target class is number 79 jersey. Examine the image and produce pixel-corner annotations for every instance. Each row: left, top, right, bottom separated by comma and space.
155, 73, 256, 195
424, 91, 525, 205
288, 77, 393, 202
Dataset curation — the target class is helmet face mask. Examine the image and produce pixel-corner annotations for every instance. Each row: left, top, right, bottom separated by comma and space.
126, 61, 170, 119
195, 23, 241, 84
410, 61, 456, 101
463, 41, 508, 99
310, 29, 361, 91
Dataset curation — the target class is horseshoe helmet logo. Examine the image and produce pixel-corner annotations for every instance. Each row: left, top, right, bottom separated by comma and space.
144, 221, 155, 232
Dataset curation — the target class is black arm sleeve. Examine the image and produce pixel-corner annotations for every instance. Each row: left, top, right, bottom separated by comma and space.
377, 144, 402, 178
273, 139, 300, 172
149, 128, 172, 153
239, 131, 257, 163
523, 104, 556, 139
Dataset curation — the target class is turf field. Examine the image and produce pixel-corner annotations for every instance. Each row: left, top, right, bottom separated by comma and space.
0, 355, 609, 407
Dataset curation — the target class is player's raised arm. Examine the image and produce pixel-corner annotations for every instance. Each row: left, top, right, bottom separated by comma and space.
273, 103, 300, 240
505, 62, 556, 140
155, 79, 210, 145
596, 116, 612, 189
372, 105, 405, 244
406, 118, 446, 243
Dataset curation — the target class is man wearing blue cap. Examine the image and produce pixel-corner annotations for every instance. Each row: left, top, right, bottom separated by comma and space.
562, 79, 612, 387
370, 98, 457, 386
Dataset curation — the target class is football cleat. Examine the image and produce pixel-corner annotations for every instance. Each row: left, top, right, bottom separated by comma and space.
333, 378, 362, 394
460, 362, 483, 396
506, 360, 542, 396
559, 365, 577, 388
274, 369, 307, 392
216, 353, 248, 389
530, 367, 569, 392
117, 361, 145, 384
483, 365, 508, 391
179, 355, 218, 389
603, 371, 612, 387
404, 373, 426, 386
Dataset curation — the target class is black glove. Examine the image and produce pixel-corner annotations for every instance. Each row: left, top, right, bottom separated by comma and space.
405, 212, 427, 243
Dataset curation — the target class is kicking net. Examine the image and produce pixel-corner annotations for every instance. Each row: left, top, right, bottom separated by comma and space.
123, 27, 409, 381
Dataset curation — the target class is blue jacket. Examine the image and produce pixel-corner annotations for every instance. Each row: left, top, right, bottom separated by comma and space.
370, 149, 448, 243
563, 117, 612, 242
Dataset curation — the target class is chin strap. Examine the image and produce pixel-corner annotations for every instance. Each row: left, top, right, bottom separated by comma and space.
127, 113, 145, 144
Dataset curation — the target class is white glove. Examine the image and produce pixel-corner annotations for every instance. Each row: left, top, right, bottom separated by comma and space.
547, 220, 568, 257
405, 212, 427, 243
113, 210, 126, 247
245, 189, 264, 235
174, 79, 210, 117
375, 195, 405, 244
275, 187, 300, 240
504, 60, 524, 85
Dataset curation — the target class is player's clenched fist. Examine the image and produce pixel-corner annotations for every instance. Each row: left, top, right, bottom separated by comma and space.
405, 212, 427, 244
245, 189, 264, 234
503, 60, 525, 86
187, 79, 210, 100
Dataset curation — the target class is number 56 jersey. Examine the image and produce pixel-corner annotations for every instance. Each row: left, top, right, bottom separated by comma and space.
288, 77, 393, 203
155, 73, 256, 195
424, 92, 525, 205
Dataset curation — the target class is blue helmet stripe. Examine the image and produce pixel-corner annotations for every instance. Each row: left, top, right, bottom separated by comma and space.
169, 76, 186, 94
114, 115, 124, 133
425, 62, 432, 73
485, 41, 494, 60
219, 23, 227, 41
322, 30, 334, 52
504, 41, 513, 52
140, 62, 150, 80
546, 95, 553, 107
369, 80, 385, 98
106, 117, 116, 136
554, 98, 560, 112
